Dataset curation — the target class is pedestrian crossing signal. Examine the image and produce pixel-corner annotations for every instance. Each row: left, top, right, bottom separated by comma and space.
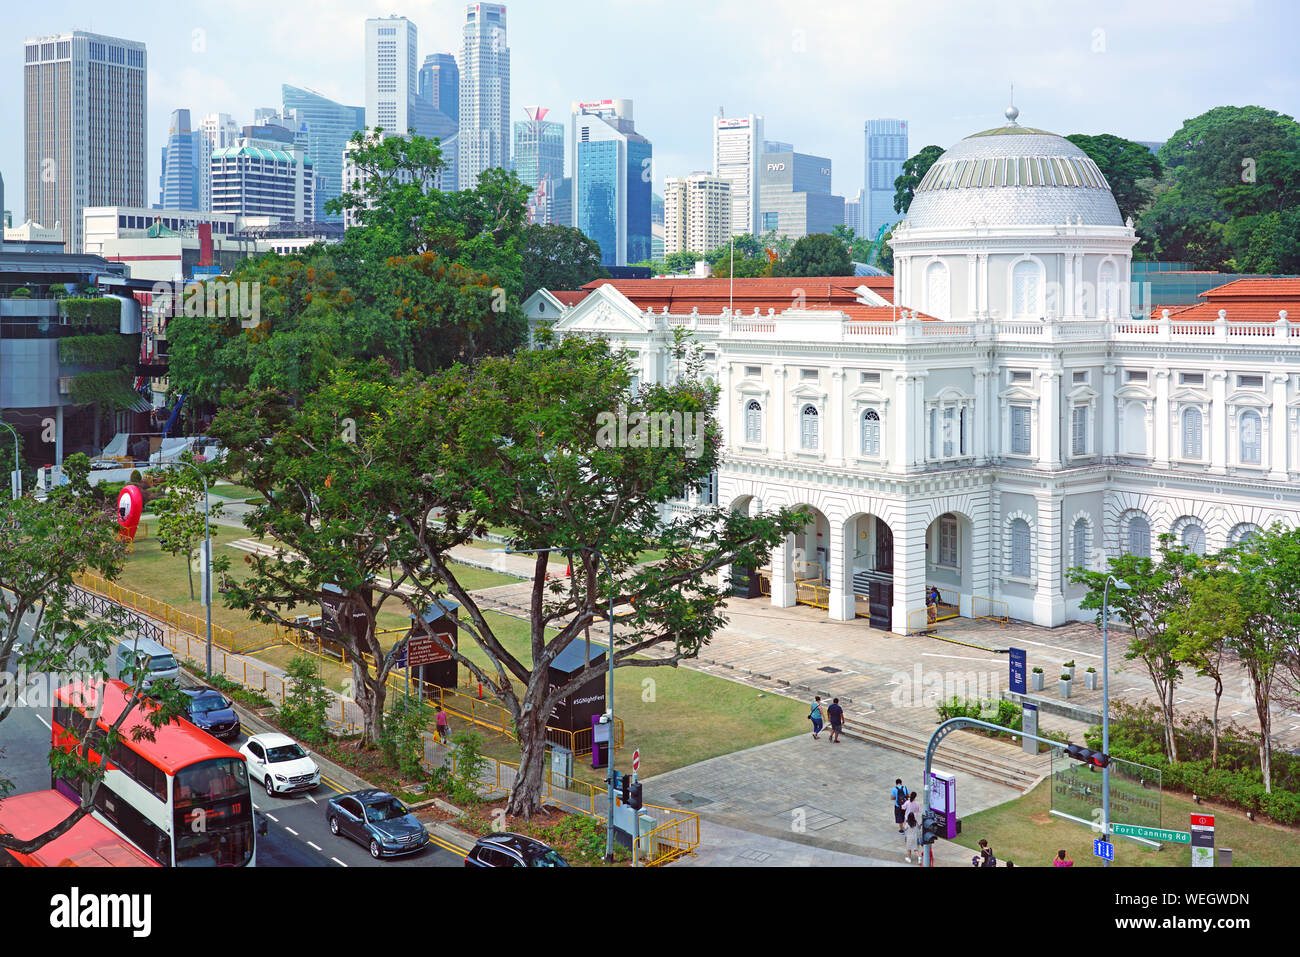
1065, 744, 1110, 769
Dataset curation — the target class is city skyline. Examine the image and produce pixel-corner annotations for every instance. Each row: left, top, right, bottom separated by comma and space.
4, 0, 1298, 221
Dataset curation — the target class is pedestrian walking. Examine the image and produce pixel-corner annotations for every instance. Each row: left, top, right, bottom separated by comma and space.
808, 696, 825, 740
826, 698, 845, 742
904, 810, 921, 863
902, 791, 922, 836
1053, 849, 1073, 867
978, 839, 997, 867
435, 705, 449, 744
890, 779, 909, 833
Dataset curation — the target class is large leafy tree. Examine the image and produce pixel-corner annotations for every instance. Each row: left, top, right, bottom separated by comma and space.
1167, 557, 1233, 769
777, 233, 852, 277
893, 145, 944, 215
521, 223, 606, 298
1068, 536, 1199, 760
1066, 133, 1163, 221
0, 473, 186, 855
153, 456, 227, 601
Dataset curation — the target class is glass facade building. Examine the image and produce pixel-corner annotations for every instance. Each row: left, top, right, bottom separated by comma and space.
513, 117, 565, 224
282, 85, 364, 223
159, 109, 202, 210
864, 118, 908, 238
419, 53, 459, 125
571, 101, 651, 267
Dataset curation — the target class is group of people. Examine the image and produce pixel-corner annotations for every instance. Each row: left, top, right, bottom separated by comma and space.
807, 695, 845, 742
891, 778, 925, 864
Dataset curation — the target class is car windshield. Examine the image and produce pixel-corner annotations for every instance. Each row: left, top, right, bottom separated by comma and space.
528, 849, 569, 867
149, 655, 177, 672
266, 744, 307, 763
191, 692, 230, 713
365, 797, 408, 822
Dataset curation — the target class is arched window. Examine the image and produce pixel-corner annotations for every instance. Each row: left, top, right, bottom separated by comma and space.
1012, 261, 1040, 318
1010, 519, 1032, 578
1239, 410, 1262, 464
1181, 523, 1206, 556
1072, 518, 1090, 570
744, 400, 762, 444
800, 405, 819, 450
1124, 400, 1148, 455
861, 408, 881, 457
1229, 523, 1260, 546
925, 261, 950, 320
1126, 515, 1151, 558
1182, 408, 1203, 459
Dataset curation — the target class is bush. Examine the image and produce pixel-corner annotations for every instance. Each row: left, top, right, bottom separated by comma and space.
379, 695, 430, 781
1262, 790, 1300, 826
278, 654, 331, 745
448, 731, 488, 806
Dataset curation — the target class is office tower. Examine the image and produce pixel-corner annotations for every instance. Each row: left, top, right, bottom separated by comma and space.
514, 107, 564, 224
159, 109, 203, 210
283, 86, 366, 223
409, 98, 459, 143
570, 100, 651, 267
844, 187, 864, 237
419, 53, 459, 125
764, 140, 793, 154
366, 16, 418, 134
23, 31, 147, 253
664, 173, 731, 257
864, 118, 908, 237
197, 113, 240, 213
459, 3, 511, 189
713, 114, 764, 236
758, 150, 844, 239
210, 145, 314, 220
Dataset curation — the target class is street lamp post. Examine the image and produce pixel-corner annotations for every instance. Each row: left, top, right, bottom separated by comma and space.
1101, 574, 1130, 867
0, 422, 20, 500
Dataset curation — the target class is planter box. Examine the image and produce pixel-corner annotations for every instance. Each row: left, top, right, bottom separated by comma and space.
1059, 679, 1072, 699
1030, 672, 1044, 692
1063, 666, 1076, 680
1085, 671, 1098, 691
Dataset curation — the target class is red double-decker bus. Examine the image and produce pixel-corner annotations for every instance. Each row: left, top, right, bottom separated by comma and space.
0, 789, 160, 867
51, 679, 256, 867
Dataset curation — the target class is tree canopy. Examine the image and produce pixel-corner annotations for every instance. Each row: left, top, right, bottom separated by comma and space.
521, 223, 606, 298
1065, 133, 1163, 221
893, 145, 944, 215
777, 233, 852, 277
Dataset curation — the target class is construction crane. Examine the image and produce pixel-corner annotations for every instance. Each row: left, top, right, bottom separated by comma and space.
864, 222, 891, 269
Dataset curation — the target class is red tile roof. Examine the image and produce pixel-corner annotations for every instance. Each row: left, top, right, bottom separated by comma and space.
569, 275, 895, 315
1196, 277, 1300, 299
549, 290, 590, 306
1140, 276, 1300, 322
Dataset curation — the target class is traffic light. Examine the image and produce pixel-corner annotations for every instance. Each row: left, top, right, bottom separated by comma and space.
628, 781, 643, 811
1065, 743, 1111, 770
620, 773, 632, 806
920, 810, 943, 845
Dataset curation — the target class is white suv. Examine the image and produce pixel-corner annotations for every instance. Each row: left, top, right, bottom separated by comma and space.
239, 733, 321, 796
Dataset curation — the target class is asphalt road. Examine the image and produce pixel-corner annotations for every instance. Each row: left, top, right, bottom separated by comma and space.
1, 616, 462, 868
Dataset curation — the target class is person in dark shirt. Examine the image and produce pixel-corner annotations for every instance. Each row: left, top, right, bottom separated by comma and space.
826, 698, 845, 743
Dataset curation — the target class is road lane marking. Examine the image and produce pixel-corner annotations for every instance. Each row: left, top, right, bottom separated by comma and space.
429, 835, 469, 856
320, 775, 347, 794
307, 841, 322, 851
332, 857, 347, 867
265, 814, 278, 822
306, 794, 317, 804
284, 827, 298, 836
921, 653, 1006, 665
1009, 638, 1102, 659
36, 714, 51, 730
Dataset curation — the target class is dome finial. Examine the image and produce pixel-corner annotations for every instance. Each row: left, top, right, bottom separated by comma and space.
1006, 82, 1019, 124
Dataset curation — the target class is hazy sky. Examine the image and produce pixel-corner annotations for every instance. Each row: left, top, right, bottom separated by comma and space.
4, 0, 1298, 218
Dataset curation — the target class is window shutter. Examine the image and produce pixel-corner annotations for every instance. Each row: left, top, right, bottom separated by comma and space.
1011, 407, 1031, 455
1183, 409, 1202, 458
1072, 406, 1087, 456
1072, 521, 1087, 570
1011, 521, 1030, 578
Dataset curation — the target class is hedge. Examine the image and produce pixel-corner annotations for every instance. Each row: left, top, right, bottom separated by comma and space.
58, 333, 139, 367
59, 297, 120, 332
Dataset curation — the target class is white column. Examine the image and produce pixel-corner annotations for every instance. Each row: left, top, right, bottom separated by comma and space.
890, 512, 926, 636
1101, 363, 1117, 459
892, 370, 910, 471
770, 532, 796, 608
974, 370, 989, 464
966, 254, 977, 318
1210, 371, 1227, 474
1269, 373, 1289, 481
717, 362, 732, 449
1064, 253, 1075, 320
828, 518, 854, 621
1034, 493, 1065, 626
912, 372, 928, 467
971, 489, 993, 613
1039, 369, 1062, 469
771, 366, 786, 459
1153, 370, 1171, 468
977, 253, 989, 318
829, 370, 845, 465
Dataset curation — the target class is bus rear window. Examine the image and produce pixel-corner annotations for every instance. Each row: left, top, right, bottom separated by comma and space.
174, 759, 248, 805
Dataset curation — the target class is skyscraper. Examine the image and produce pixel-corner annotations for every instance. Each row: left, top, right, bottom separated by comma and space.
159, 109, 202, 211
283, 85, 365, 223
459, 3, 511, 190
664, 173, 731, 257
758, 150, 844, 239
864, 118, 908, 237
570, 99, 651, 267
198, 113, 240, 213
513, 107, 564, 224
419, 53, 459, 125
211, 145, 314, 220
713, 114, 764, 236
366, 16, 418, 134
24, 31, 147, 253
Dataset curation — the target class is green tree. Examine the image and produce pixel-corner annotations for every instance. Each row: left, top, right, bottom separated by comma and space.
154, 458, 225, 601
893, 145, 945, 215
278, 654, 331, 746
778, 233, 852, 277
1065, 133, 1163, 221
1068, 536, 1199, 760
1167, 559, 1233, 768
662, 250, 706, 274
521, 223, 607, 298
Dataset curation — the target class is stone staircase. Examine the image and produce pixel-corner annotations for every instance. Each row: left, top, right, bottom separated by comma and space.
844, 718, 1051, 792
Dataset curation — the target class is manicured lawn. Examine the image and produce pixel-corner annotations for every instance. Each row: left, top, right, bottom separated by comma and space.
211, 482, 260, 501
953, 776, 1300, 867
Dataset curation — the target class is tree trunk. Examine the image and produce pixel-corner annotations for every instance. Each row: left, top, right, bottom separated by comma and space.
505, 680, 551, 819
186, 547, 195, 601
352, 659, 387, 745
1257, 686, 1272, 794
1211, 677, 1222, 769
1163, 684, 1179, 762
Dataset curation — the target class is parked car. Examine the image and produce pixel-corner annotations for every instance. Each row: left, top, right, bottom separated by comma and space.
114, 637, 179, 691
239, 732, 320, 797
179, 687, 241, 741
326, 789, 429, 860
464, 832, 568, 867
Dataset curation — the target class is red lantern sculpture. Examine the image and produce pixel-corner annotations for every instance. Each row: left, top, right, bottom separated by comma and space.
117, 485, 144, 540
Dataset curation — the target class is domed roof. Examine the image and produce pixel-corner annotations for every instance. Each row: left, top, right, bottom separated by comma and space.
903, 115, 1124, 230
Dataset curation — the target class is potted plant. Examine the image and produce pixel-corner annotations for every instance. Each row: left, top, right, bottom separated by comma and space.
1030, 666, 1044, 692
1059, 673, 1073, 699
1085, 666, 1098, 690
12, 287, 31, 298
1062, 660, 1076, 680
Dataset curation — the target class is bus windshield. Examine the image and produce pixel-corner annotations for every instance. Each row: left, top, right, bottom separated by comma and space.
173, 758, 254, 867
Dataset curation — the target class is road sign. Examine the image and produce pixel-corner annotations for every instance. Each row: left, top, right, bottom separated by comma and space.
407, 633, 452, 668
632, 749, 640, 773
1094, 839, 1114, 861
1112, 823, 1191, 843
1190, 813, 1215, 867
1009, 648, 1027, 694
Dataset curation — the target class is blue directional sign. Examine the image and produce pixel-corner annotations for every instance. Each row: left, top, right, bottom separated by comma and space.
1009, 647, 1027, 694
1094, 839, 1114, 862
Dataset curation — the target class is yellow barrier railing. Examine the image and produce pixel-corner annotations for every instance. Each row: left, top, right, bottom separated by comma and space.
795, 580, 830, 610
973, 595, 1010, 624
633, 815, 700, 866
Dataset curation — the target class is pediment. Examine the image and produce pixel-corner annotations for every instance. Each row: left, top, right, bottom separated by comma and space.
553, 286, 652, 334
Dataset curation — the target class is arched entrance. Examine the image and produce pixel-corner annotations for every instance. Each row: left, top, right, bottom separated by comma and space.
922, 511, 973, 621
846, 513, 893, 630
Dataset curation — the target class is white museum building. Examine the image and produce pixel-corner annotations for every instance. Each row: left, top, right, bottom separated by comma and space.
522, 110, 1300, 634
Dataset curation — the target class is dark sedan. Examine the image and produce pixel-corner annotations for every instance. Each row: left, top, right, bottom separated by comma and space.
326, 789, 430, 860
180, 688, 241, 741
464, 832, 569, 867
